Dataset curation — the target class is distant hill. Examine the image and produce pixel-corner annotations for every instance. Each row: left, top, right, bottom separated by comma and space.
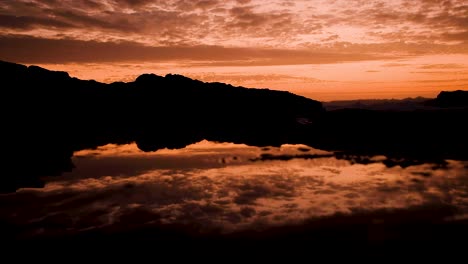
426, 90, 468, 108
323, 97, 432, 111
324, 91, 468, 111
1, 60, 324, 191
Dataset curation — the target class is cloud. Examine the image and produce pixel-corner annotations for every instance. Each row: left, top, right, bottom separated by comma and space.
441, 31, 468, 41
0, 0, 467, 65
227, 5, 294, 32
232, 178, 297, 205
193, 0, 220, 9
330, 0, 468, 42
0, 35, 391, 64
49, 9, 139, 32
419, 63, 466, 69
411, 78, 468, 83
0, 14, 75, 29
321, 34, 340, 42
0, 0, 216, 44
410, 70, 468, 75
116, 0, 156, 8
381, 63, 411, 67
184, 73, 327, 85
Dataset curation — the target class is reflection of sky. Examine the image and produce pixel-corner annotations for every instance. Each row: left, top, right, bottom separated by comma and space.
1, 141, 467, 238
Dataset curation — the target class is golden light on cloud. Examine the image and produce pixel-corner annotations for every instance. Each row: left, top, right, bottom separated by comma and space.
1, 0, 467, 100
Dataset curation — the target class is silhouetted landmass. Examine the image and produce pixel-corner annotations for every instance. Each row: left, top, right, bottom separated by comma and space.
426, 90, 468, 107
2, 60, 468, 192
309, 107, 468, 167
324, 97, 432, 111
1, 60, 323, 192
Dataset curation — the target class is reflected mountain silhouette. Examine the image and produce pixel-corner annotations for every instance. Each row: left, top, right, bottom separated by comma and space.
2, 60, 468, 192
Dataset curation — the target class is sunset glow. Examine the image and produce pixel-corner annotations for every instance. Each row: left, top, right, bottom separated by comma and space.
1, 0, 467, 100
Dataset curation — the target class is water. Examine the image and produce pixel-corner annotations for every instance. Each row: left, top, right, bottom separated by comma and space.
1, 140, 467, 240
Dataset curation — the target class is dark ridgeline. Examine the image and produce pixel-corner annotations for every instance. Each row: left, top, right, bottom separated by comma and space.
1, 60, 324, 192
427, 89, 468, 107
2, 59, 468, 192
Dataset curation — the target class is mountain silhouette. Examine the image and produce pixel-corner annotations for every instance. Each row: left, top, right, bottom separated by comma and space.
1, 60, 468, 192
1, 60, 323, 191
426, 90, 468, 107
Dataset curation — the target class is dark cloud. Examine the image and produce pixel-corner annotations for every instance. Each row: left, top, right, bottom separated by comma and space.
194, 0, 219, 9
115, 0, 156, 8
0, 0, 322, 45
40, 0, 109, 10
442, 31, 468, 41
0, 14, 74, 29
79, 0, 108, 9
0, 0, 211, 39
0, 35, 390, 64
0, 0, 466, 59
50, 9, 138, 31
225, 5, 320, 39
34, 0, 153, 9
327, 0, 468, 44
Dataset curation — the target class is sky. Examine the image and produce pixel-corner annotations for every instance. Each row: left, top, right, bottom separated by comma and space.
0, 0, 467, 100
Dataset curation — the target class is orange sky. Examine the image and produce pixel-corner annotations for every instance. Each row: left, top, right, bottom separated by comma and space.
1, 0, 467, 100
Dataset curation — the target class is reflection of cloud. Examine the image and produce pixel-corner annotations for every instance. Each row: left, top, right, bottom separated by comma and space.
3, 142, 467, 239
74, 140, 256, 157
58, 142, 332, 181
232, 178, 297, 205
250, 153, 333, 162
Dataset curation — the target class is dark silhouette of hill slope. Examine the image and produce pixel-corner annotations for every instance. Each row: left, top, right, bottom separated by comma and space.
426, 90, 468, 107
323, 97, 432, 111
1, 60, 324, 192
1, 60, 468, 192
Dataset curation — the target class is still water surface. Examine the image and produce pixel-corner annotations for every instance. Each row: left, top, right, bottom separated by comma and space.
1, 140, 467, 238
